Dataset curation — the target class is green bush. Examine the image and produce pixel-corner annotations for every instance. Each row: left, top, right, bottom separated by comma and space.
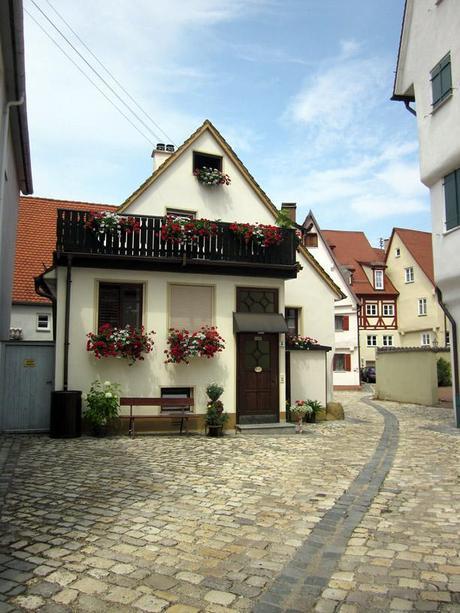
437, 357, 452, 387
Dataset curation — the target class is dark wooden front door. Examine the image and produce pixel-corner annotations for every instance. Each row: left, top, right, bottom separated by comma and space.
237, 333, 279, 424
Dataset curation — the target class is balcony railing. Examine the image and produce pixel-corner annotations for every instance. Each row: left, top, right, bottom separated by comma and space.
55, 209, 298, 277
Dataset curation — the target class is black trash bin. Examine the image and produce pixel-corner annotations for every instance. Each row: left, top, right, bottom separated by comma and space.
50, 390, 82, 438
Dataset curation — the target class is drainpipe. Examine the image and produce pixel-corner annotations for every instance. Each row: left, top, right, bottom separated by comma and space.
35, 273, 57, 341
404, 100, 416, 117
63, 257, 73, 391
324, 351, 328, 408
436, 287, 460, 427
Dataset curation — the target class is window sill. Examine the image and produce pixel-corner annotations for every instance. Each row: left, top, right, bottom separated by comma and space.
444, 223, 460, 236
418, 314, 427, 317
405, 280, 414, 284
432, 90, 452, 114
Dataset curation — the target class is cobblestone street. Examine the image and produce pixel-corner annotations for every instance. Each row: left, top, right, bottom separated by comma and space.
0, 392, 459, 612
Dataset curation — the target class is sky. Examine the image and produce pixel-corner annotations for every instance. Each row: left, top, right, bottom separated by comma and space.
23, 0, 430, 247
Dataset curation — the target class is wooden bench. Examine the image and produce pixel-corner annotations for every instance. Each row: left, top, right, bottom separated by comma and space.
119, 397, 194, 437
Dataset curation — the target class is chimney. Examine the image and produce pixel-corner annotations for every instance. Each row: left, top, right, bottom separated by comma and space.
152, 143, 175, 171
281, 202, 297, 223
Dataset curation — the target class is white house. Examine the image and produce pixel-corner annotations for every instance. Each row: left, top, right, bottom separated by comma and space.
40, 121, 343, 431
392, 0, 460, 425
0, 0, 33, 344
303, 212, 360, 389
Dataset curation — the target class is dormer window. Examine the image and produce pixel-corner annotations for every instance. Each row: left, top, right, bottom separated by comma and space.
374, 269, 384, 290
193, 151, 222, 172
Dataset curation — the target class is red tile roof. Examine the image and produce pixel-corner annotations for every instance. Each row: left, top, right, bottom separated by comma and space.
322, 230, 398, 296
390, 228, 435, 285
14, 196, 115, 304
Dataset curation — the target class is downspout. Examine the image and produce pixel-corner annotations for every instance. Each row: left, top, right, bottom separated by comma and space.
436, 287, 460, 427
324, 351, 328, 408
404, 100, 416, 117
63, 257, 73, 391
35, 274, 57, 341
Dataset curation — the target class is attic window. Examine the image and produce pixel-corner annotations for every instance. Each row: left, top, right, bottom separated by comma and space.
374, 269, 384, 290
304, 233, 318, 248
193, 151, 222, 172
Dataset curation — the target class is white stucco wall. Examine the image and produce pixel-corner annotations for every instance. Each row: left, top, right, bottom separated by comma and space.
289, 351, 327, 407
305, 225, 360, 388
10, 304, 53, 341
55, 267, 287, 418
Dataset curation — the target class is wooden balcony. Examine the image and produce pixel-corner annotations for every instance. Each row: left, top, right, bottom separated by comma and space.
54, 209, 298, 278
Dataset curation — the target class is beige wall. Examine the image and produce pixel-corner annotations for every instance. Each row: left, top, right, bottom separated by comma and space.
375, 348, 450, 406
386, 233, 447, 347
55, 267, 288, 419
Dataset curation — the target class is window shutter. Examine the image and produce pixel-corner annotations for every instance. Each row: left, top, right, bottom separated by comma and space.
345, 354, 351, 371
98, 285, 121, 328
445, 170, 459, 231
342, 316, 349, 331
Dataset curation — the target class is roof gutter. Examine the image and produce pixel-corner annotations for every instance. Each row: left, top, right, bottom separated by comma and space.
435, 286, 460, 427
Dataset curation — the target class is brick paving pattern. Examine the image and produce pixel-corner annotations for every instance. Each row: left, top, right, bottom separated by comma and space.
0, 392, 459, 612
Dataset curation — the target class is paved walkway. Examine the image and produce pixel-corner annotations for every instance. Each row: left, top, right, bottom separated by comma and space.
0, 392, 459, 612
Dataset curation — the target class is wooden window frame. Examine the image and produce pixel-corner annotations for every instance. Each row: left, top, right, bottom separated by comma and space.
333, 353, 351, 372
285, 307, 300, 336
383, 304, 395, 317
367, 335, 377, 347
418, 298, 427, 316
374, 269, 384, 290
405, 267, 414, 283
366, 304, 377, 316
236, 287, 279, 313
382, 335, 393, 347
98, 282, 143, 330
304, 233, 318, 248
193, 151, 223, 172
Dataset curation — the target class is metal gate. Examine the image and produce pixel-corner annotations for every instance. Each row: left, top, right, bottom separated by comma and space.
1, 342, 54, 432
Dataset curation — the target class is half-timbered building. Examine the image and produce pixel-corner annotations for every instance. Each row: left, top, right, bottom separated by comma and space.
322, 230, 399, 368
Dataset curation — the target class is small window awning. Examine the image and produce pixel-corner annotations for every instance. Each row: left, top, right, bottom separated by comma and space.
233, 312, 289, 334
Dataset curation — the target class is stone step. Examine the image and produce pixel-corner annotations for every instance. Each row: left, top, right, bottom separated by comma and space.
236, 422, 296, 435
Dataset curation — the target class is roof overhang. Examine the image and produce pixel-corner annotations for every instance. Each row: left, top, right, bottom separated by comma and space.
0, 0, 33, 194
233, 312, 288, 334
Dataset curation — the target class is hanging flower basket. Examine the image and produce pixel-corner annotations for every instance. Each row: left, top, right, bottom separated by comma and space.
193, 167, 231, 186
86, 324, 155, 365
85, 211, 140, 235
286, 335, 319, 350
165, 326, 225, 364
160, 216, 218, 244
229, 222, 283, 247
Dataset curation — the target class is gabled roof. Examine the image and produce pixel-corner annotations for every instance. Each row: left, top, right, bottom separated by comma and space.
322, 230, 398, 297
303, 211, 357, 305
386, 227, 435, 285
14, 197, 115, 304
391, 0, 416, 102
119, 119, 343, 299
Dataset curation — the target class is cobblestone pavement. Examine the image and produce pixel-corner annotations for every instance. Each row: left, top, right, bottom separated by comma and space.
0, 392, 459, 612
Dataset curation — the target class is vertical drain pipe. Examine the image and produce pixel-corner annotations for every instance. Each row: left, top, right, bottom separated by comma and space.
63, 256, 72, 391
436, 287, 459, 427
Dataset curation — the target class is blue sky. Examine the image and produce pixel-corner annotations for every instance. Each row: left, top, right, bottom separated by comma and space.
24, 0, 429, 246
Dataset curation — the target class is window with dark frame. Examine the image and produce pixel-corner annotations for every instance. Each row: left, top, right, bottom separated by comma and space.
444, 169, 460, 231
304, 233, 318, 248
285, 307, 300, 336
431, 53, 452, 108
166, 208, 196, 220
193, 151, 223, 172
237, 288, 278, 313
161, 387, 193, 413
335, 315, 349, 331
37, 313, 50, 331
98, 283, 143, 329
333, 353, 351, 371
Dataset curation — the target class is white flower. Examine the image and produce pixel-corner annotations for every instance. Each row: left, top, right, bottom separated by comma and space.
105, 392, 113, 398
104, 380, 111, 386
82, 393, 87, 400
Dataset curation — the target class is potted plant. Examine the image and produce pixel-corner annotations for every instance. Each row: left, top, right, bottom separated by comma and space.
164, 326, 225, 364
229, 222, 283, 247
85, 211, 140, 236
205, 383, 228, 437
84, 380, 121, 436
193, 167, 231, 186
160, 216, 219, 244
86, 324, 155, 365
305, 399, 323, 423
290, 400, 313, 433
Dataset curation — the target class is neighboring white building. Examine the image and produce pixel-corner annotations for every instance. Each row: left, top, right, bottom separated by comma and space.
40, 121, 343, 430
303, 212, 360, 389
392, 0, 460, 425
0, 0, 33, 341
